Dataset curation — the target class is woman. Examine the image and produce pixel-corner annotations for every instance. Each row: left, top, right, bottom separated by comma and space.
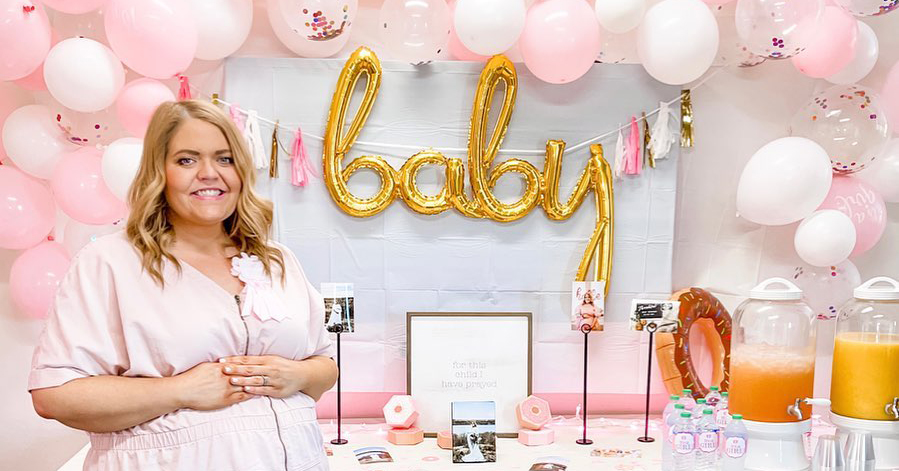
28, 100, 338, 471
576, 290, 597, 331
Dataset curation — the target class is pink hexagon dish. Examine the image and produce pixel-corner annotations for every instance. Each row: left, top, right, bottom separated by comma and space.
515, 395, 551, 430
517, 427, 555, 446
383, 394, 419, 429
387, 426, 424, 445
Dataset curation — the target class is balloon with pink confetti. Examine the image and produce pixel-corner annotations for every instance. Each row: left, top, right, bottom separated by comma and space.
790, 85, 890, 174
834, 0, 899, 16
735, 0, 824, 59
270, 0, 357, 58
791, 261, 861, 320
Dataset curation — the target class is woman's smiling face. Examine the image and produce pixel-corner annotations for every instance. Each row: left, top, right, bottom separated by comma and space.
164, 118, 242, 227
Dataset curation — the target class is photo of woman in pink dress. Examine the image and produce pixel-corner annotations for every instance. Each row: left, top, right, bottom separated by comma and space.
28, 100, 338, 471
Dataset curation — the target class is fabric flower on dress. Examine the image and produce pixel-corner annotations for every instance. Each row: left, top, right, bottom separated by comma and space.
230, 253, 289, 322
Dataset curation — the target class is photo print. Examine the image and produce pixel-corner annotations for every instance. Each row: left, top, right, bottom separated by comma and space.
451, 401, 496, 463
320, 282, 354, 333
529, 456, 570, 470
352, 446, 393, 464
571, 281, 605, 332
629, 299, 680, 333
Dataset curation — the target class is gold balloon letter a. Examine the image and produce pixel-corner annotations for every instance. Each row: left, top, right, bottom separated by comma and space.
323, 47, 614, 295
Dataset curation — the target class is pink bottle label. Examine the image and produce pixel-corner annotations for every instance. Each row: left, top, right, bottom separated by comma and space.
725, 437, 746, 458
716, 410, 731, 427
674, 433, 695, 454
698, 432, 718, 452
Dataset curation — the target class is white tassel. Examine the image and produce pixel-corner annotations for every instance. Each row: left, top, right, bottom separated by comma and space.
614, 128, 626, 180
649, 101, 677, 161
243, 110, 268, 170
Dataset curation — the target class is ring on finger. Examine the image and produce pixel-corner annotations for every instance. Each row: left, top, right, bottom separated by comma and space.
261, 375, 270, 387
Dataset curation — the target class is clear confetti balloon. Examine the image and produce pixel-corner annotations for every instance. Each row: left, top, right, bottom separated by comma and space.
379, 0, 451, 65
790, 85, 891, 174
834, 0, 899, 16
791, 261, 861, 320
735, 0, 825, 59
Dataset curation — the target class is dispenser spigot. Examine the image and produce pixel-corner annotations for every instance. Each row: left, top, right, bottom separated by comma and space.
788, 398, 805, 420
787, 397, 832, 421
886, 397, 899, 419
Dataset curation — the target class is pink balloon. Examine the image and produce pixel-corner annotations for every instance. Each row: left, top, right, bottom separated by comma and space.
116, 78, 176, 137
447, 0, 490, 61
883, 61, 899, 135
791, 6, 857, 78
818, 175, 886, 257
104, 0, 198, 79
0, 1, 52, 81
0, 166, 56, 249
50, 147, 128, 224
13, 62, 47, 91
41, 0, 106, 14
10, 241, 71, 319
519, 0, 601, 84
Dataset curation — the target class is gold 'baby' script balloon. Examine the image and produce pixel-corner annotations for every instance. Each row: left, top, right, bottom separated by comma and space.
322, 47, 613, 294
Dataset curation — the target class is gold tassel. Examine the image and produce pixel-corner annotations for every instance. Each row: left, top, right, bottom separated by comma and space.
680, 89, 694, 148
269, 120, 279, 179
642, 111, 655, 168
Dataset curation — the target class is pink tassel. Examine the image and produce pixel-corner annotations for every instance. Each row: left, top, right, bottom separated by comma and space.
290, 126, 316, 187
624, 116, 642, 175
229, 104, 245, 130
177, 75, 192, 101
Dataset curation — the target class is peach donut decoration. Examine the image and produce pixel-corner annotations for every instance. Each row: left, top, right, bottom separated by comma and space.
655, 288, 732, 398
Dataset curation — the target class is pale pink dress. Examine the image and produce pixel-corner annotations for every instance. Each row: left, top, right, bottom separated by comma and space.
28, 232, 335, 471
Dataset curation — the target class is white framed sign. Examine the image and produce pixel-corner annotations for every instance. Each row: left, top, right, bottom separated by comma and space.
407, 312, 532, 437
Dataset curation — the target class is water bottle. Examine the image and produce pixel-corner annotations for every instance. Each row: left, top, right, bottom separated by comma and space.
679, 388, 696, 411
716, 391, 731, 428
695, 409, 720, 471
662, 394, 680, 436
692, 398, 708, 421
662, 403, 685, 471
705, 385, 723, 407
672, 411, 696, 471
721, 414, 748, 471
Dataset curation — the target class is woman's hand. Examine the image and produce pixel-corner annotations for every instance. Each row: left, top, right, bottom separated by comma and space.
171, 362, 251, 411
219, 355, 307, 399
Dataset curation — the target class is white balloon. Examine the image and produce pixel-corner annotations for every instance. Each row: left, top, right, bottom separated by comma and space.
825, 21, 878, 85
595, 0, 646, 34
637, 0, 719, 85
736, 137, 833, 226
794, 210, 857, 267
101, 137, 143, 202
63, 218, 124, 257
1, 105, 78, 179
269, 0, 358, 58
858, 138, 899, 203
43, 38, 125, 113
454, 0, 525, 55
190, 0, 253, 60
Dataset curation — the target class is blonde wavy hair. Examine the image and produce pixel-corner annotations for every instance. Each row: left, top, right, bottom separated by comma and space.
126, 100, 283, 286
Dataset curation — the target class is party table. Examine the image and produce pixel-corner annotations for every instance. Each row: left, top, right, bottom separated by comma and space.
57, 416, 663, 470
57, 415, 839, 470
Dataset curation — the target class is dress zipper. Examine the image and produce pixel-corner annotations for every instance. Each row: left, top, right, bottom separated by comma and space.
235, 294, 289, 471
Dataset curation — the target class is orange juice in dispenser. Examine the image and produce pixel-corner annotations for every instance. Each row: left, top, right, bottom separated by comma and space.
730, 278, 827, 471
830, 277, 899, 471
